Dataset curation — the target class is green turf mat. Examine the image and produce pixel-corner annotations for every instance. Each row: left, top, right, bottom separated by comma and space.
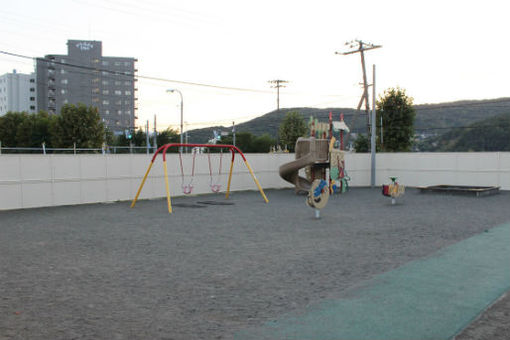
236, 223, 510, 340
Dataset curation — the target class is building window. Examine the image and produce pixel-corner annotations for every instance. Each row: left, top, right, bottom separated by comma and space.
61, 59, 66, 63
102, 71, 108, 75
117, 110, 122, 115
92, 88, 99, 94
102, 61, 109, 66
115, 100, 122, 105
30, 105, 36, 110
102, 100, 109, 105
114, 61, 121, 66
114, 90, 122, 95
30, 88, 35, 92
125, 90, 131, 95
61, 69, 66, 74
102, 80, 108, 85
61, 89, 66, 94
125, 110, 131, 115
30, 79, 35, 83
102, 90, 109, 95
124, 80, 131, 86
115, 80, 121, 86
61, 79, 68, 84
63, 99, 68, 104
30, 97, 35, 101
105, 110, 110, 115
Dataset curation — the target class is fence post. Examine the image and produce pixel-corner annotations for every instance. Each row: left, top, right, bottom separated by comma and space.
130, 142, 133, 154
42, 142, 46, 155
102, 142, 106, 155
73, 142, 76, 155
0, 141, 2, 155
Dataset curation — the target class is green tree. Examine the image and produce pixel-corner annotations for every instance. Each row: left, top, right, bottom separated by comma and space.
16, 111, 56, 147
353, 133, 370, 153
0, 112, 26, 146
278, 111, 307, 152
156, 128, 180, 147
251, 133, 275, 153
231, 131, 254, 152
376, 87, 416, 152
52, 103, 105, 148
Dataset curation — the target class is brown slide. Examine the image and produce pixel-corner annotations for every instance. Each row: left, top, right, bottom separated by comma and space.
279, 137, 329, 193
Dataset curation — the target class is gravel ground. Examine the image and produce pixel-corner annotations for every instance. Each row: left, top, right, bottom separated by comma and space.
1, 187, 509, 340
454, 292, 510, 340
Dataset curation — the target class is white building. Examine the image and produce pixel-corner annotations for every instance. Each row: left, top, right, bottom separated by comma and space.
0, 70, 37, 116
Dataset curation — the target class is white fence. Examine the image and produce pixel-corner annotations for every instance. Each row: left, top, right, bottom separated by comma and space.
0, 152, 509, 210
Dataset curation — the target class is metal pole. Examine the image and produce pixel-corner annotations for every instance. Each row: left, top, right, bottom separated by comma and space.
179, 92, 183, 153
232, 121, 236, 147
370, 64, 376, 188
146, 120, 150, 155
153, 114, 157, 152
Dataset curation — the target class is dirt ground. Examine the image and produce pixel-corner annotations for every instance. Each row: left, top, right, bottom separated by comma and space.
1, 188, 509, 340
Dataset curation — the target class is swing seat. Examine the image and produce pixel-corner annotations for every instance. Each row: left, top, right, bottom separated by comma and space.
210, 184, 221, 193
182, 185, 194, 195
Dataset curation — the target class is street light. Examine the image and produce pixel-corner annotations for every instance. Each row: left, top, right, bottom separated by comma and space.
166, 88, 184, 152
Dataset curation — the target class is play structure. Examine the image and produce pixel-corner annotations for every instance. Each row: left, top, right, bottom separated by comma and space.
382, 176, 405, 205
279, 113, 350, 217
131, 143, 268, 214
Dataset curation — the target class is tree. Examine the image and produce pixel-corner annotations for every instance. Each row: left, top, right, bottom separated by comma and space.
16, 111, 56, 147
52, 103, 105, 148
251, 133, 276, 153
353, 133, 370, 152
278, 111, 307, 152
376, 87, 416, 152
0, 112, 26, 146
156, 128, 180, 147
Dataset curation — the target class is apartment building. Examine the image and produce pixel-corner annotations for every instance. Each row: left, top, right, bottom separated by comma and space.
36, 40, 137, 133
0, 70, 37, 116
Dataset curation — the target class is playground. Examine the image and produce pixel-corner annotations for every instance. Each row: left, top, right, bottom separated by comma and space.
1, 187, 509, 339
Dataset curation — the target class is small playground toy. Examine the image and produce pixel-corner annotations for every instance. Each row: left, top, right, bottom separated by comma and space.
306, 179, 329, 219
382, 176, 405, 205
131, 143, 268, 214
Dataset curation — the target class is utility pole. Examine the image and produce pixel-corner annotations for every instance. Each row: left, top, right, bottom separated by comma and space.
232, 121, 236, 147
269, 80, 288, 149
153, 114, 157, 152
268, 79, 288, 112
370, 65, 376, 187
336, 40, 381, 141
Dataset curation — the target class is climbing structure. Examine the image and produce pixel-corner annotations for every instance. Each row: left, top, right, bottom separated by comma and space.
279, 112, 350, 195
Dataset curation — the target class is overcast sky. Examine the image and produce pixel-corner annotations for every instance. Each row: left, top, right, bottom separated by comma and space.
1, 0, 509, 131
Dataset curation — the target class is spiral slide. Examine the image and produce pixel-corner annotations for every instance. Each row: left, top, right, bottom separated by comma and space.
279, 138, 327, 193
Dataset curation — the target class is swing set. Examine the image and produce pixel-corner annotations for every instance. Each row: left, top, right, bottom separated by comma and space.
177, 148, 224, 194
131, 143, 269, 214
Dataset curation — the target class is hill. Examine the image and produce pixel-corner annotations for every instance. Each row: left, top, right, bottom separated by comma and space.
187, 97, 510, 144
419, 112, 510, 151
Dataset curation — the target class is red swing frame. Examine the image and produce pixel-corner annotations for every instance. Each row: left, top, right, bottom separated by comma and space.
131, 143, 269, 214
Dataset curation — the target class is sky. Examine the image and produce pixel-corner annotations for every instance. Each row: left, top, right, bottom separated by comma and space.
1, 0, 509, 132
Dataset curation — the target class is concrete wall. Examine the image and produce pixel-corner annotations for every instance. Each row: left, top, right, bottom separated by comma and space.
1, 152, 509, 210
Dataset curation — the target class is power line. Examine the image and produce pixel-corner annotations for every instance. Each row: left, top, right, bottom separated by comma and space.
0, 50, 273, 94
